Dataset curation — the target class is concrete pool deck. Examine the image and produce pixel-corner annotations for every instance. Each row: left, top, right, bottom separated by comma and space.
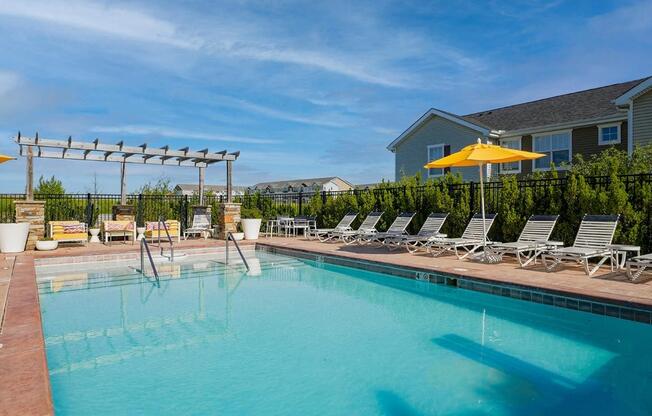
1, 236, 650, 414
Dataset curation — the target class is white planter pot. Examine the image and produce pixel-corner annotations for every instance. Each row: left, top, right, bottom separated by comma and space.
0, 223, 30, 253
241, 219, 262, 240
231, 232, 245, 241
36, 240, 59, 251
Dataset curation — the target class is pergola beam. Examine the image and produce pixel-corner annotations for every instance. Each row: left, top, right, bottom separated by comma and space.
16, 135, 238, 162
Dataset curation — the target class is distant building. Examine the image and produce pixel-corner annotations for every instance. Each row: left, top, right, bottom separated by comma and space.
173, 184, 247, 198
249, 177, 354, 194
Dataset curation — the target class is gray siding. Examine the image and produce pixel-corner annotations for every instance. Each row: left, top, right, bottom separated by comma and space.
633, 89, 652, 147
573, 122, 628, 156
394, 115, 484, 181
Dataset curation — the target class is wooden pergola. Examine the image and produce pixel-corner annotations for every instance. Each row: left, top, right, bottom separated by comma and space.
15, 132, 240, 204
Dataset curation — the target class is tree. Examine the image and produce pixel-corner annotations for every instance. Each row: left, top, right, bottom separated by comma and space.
34, 176, 65, 195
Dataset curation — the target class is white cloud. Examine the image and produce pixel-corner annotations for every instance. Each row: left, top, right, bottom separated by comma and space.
90, 125, 280, 145
0, 70, 20, 95
0, 0, 201, 49
210, 95, 358, 128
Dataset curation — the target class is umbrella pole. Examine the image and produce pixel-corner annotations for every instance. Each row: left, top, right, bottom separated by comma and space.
478, 163, 487, 249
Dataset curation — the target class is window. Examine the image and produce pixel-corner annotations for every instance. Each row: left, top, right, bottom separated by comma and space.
427, 144, 445, 177
598, 123, 621, 145
500, 137, 521, 173
533, 131, 571, 170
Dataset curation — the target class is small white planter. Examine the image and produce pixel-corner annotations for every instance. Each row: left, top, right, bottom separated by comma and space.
241, 218, 262, 240
0, 223, 30, 253
231, 232, 245, 241
36, 240, 59, 251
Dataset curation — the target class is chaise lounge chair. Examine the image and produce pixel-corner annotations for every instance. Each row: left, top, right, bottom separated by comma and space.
626, 254, 652, 281
541, 214, 619, 276
384, 213, 449, 253
329, 211, 384, 245
485, 215, 560, 267
357, 212, 415, 246
184, 210, 213, 240
426, 213, 497, 259
306, 212, 357, 242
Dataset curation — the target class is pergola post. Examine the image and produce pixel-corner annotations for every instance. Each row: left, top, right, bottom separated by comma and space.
120, 161, 127, 205
25, 145, 34, 200
226, 160, 233, 203
198, 167, 205, 205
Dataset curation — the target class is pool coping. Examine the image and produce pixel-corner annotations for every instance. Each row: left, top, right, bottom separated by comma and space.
257, 242, 652, 324
0, 253, 54, 415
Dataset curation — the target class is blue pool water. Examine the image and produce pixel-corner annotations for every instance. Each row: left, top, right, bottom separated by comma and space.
37, 251, 652, 415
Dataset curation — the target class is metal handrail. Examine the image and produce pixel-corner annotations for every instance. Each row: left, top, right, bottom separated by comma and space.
157, 216, 174, 262
140, 238, 160, 283
226, 232, 250, 271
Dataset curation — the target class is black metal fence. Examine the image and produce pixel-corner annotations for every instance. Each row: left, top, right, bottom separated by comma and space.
1, 173, 651, 250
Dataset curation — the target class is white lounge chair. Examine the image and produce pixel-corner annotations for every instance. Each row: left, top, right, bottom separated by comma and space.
307, 212, 357, 242
358, 212, 415, 246
541, 214, 619, 276
184, 210, 213, 239
426, 213, 497, 259
485, 215, 560, 267
384, 213, 449, 253
626, 254, 652, 281
329, 211, 384, 245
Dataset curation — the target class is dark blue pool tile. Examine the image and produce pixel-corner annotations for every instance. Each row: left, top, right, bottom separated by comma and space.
578, 301, 592, 312
565, 299, 579, 310
520, 291, 532, 301
634, 310, 651, 324
553, 297, 566, 308
541, 294, 554, 305
592, 303, 605, 315
620, 308, 635, 321
605, 305, 620, 318
531, 292, 542, 303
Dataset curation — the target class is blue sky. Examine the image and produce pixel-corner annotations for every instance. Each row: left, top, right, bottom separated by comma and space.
0, 0, 651, 193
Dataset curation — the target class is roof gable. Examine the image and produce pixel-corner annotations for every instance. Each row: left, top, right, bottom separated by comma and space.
615, 77, 652, 105
387, 108, 491, 151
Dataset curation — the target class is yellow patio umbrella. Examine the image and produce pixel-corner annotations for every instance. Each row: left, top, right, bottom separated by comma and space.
425, 138, 545, 256
0, 154, 15, 164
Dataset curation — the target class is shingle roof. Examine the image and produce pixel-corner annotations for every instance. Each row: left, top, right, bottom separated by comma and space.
461, 77, 649, 132
252, 177, 349, 190
175, 184, 248, 192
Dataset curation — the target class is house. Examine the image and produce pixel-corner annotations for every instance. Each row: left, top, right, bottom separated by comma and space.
174, 184, 247, 197
387, 76, 652, 181
249, 177, 354, 194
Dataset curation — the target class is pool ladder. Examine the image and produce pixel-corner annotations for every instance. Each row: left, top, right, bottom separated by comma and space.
226, 232, 250, 271
140, 238, 159, 284
156, 216, 174, 262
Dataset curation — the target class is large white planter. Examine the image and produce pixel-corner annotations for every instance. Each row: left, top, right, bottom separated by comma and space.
0, 223, 30, 253
241, 219, 262, 240
36, 240, 58, 251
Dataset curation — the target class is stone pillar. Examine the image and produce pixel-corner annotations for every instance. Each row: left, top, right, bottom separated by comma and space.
15, 200, 45, 250
217, 202, 240, 239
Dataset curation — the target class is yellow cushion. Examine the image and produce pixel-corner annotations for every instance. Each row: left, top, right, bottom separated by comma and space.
52, 232, 87, 241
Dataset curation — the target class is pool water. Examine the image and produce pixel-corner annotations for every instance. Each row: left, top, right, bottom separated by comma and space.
37, 251, 652, 415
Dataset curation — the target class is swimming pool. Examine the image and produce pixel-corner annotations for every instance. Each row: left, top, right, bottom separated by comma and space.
37, 250, 652, 415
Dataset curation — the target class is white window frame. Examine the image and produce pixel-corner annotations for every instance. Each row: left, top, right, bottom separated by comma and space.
532, 129, 573, 172
499, 137, 522, 174
598, 122, 621, 145
426, 144, 446, 178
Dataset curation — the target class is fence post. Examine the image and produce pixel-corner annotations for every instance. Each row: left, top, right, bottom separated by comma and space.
469, 182, 475, 213
322, 190, 327, 205
298, 190, 303, 215
137, 194, 143, 226
181, 195, 189, 231
85, 193, 92, 226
